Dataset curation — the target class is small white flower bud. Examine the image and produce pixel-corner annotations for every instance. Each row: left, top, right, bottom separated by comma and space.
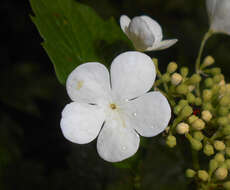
171, 73, 183, 86
201, 110, 212, 122
191, 119, 205, 130
197, 170, 209, 181
167, 62, 178, 73
176, 122, 189, 134
185, 169, 196, 178
215, 153, 225, 163
188, 115, 199, 124
215, 167, 228, 180
201, 56, 215, 68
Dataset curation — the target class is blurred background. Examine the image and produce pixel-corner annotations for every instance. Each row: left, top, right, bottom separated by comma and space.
1, 0, 230, 189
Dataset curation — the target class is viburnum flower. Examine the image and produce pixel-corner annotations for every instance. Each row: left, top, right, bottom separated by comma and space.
60, 51, 171, 162
120, 15, 178, 51
206, 0, 230, 35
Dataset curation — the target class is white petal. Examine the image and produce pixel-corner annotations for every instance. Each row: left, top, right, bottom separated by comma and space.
120, 15, 131, 33
121, 91, 171, 137
110, 51, 156, 101
140, 15, 163, 44
146, 39, 178, 51
61, 102, 105, 144
66, 62, 111, 104
206, 0, 230, 35
97, 112, 140, 162
127, 16, 155, 50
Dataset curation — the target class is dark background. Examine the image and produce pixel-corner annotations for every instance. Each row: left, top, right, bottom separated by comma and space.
1, 0, 230, 189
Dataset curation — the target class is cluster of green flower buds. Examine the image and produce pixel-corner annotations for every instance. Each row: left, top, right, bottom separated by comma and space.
159, 56, 230, 189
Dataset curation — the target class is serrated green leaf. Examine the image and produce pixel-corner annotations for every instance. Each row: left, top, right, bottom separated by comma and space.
30, 0, 131, 84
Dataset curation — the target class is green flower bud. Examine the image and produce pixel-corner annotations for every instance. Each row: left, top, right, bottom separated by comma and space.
214, 140, 226, 151
176, 122, 189, 134
197, 170, 209, 181
189, 137, 202, 151
178, 99, 188, 107
171, 73, 182, 85
219, 107, 229, 116
225, 159, 230, 169
193, 131, 204, 141
217, 117, 229, 126
185, 169, 196, 178
209, 159, 218, 172
167, 62, 178, 73
220, 96, 230, 106
173, 105, 182, 115
201, 56, 215, 68
176, 84, 188, 95
215, 167, 228, 180
215, 153, 225, 163
181, 105, 193, 118
201, 110, 212, 122
191, 119, 205, 130
195, 97, 202, 106
189, 74, 201, 84
203, 144, 214, 156
211, 67, 221, 75
188, 85, 195, 92
188, 115, 199, 124
203, 89, 212, 102
202, 103, 213, 112
204, 78, 214, 88
222, 125, 230, 136
166, 135, 176, 148
180, 67, 189, 77
226, 147, 230, 157
214, 74, 223, 83
187, 93, 196, 104
223, 181, 230, 189
162, 73, 170, 82
212, 84, 220, 94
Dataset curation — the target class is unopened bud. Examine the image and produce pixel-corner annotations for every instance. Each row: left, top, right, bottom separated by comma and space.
217, 117, 228, 126
189, 137, 202, 151
181, 105, 193, 118
219, 107, 229, 116
215, 153, 225, 163
188, 115, 199, 124
189, 74, 201, 84
178, 99, 188, 106
226, 147, 230, 157
203, 89, 212, 102
212, 84, 220, 94
195, 97, 202, 106
171, 73, 182, 85
225, 159, 230, 169
209, 159, 218, 172
214, 75, 223, 83
197, 170, 209, 181
180, 67, 189, 77
201, 110, 212, 122
191, 119, 205, 130
193, 131, 204, 141
220, 96, 230, 106
204, 78, 214, 88
167, 62, 178, 73
173, 105, 182, 115
211, 67, 221, 75
187, 93, 196, 104
214, 140, 226, 151
215, 167, 228, 180
185, 169, 196, 178
162, 73, 170, 82
202, 103, 213, 112
166, 135, 176, 148
202, 56, 215, 68
203, 144, 214, 156
176, 84, 188, 95
222, 125, 230, 136
188, 85, 195, 92
176, 122, 189, 134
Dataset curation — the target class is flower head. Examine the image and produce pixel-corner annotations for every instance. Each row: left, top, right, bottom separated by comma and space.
206, 0, 230, 35
60, 51, 171, 162
120, 15, 178, 51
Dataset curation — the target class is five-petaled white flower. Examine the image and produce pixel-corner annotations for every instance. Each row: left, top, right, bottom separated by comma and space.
206, 0, 230, 35
60, 51, 171, 162
120, 15, 178, 52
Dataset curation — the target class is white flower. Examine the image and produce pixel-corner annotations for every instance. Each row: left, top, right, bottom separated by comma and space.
60, 51, 171, 162
206, 0, 230, 35
120, 15, 178, 51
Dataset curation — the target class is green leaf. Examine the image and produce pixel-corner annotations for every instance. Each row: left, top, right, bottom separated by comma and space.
30, 0, 131, 84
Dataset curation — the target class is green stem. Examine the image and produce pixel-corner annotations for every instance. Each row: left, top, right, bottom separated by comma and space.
191, 149, 200, 170
195, 30, 213, 74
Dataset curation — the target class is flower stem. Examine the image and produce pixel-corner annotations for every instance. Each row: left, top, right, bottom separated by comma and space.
195, 30, 213, 74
